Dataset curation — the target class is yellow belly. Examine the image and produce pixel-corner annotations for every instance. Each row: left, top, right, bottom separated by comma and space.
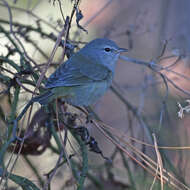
51, 81, 109, 106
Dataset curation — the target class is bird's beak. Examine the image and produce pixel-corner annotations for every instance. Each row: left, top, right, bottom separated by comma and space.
117, 48, 128, 53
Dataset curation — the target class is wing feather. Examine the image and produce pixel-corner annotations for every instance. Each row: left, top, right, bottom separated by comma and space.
45, 53, 110, 89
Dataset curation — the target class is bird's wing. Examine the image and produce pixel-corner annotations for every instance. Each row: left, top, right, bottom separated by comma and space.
45, 53, 109, 89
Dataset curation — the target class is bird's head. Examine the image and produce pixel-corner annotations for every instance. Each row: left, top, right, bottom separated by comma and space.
80, 38, 128, 72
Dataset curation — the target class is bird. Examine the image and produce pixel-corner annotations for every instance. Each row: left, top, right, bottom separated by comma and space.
36, 38, 128, 107
12, 38, 128, 142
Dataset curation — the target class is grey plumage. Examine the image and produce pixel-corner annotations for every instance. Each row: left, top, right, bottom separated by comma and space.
38, 38, 127, 106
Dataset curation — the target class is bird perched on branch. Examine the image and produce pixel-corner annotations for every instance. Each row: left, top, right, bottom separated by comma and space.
37, 38, 128, 106
12, 38, 127, 142
15, 38, 128, 124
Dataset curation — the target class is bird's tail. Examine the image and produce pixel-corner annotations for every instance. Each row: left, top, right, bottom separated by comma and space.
33, 90, 54, 105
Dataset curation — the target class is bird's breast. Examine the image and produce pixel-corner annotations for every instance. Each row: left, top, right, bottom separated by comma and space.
64, 74, 113, 106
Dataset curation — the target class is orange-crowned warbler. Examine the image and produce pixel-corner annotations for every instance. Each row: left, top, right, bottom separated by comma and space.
37, 38, 128, 106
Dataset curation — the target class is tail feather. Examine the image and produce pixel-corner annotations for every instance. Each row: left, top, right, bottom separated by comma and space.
34, 90, 54, 105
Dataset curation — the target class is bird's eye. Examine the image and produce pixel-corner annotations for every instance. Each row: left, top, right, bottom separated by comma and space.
104, 47, 111, 52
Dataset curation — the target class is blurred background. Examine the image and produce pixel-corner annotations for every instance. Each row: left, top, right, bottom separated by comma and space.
1, 0, 190, 189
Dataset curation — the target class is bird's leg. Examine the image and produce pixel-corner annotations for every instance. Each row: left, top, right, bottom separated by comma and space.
57, 99, 68, 113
